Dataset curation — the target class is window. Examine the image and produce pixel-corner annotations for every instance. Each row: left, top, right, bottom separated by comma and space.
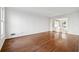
0, 7, 5, 37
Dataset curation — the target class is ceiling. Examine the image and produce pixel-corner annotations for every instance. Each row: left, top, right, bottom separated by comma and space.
7, 7, 79, 17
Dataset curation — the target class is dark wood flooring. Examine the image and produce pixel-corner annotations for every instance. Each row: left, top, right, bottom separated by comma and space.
1, 31, 79, 52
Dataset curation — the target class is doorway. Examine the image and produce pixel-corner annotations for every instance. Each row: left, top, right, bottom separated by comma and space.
53, 18, 68, 33
52, 18, 68, 39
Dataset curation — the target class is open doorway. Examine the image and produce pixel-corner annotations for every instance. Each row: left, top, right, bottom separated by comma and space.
52, 18, 68, 39
53, 18, 68, 33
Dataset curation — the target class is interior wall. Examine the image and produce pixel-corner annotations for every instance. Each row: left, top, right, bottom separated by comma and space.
0, 7, 1, 38
5, 8, 50, 38
0, 7, 1, 49
5, 7, 79, 39
67, 11, 79, 35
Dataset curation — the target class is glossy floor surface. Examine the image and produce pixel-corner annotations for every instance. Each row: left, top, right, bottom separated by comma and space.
1, 31, 79, 52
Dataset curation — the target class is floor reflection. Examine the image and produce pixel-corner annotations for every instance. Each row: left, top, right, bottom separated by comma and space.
53, 32, 67, 40
1, 31, 79, 52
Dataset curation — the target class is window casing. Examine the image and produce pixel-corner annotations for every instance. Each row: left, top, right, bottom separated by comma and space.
0, 7, 5, 38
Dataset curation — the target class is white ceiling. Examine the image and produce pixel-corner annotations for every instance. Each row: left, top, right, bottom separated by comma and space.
7, 7, 79, 17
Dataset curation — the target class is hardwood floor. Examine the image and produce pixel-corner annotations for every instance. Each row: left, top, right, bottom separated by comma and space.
1, 31, 79, 52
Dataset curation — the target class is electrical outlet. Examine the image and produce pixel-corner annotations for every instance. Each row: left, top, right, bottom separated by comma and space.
11, 33, 16, 36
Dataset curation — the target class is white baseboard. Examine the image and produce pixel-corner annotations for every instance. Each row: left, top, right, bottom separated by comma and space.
68, 32, 79, 35
6, 31, 49, 39
6, 31, 79, 39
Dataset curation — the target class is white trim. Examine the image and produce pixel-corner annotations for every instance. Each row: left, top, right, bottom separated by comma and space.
0, 7, 5, 50
6, 31, 49, 39
0, 35, 5, 50
68, 32, 79, 35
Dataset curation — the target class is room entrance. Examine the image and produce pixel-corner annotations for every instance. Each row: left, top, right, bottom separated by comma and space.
51, 18, 68, 39
53, 18, 68, 33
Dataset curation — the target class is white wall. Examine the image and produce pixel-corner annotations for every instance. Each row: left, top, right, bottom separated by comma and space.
0, 7, 1, 38
5, 8, 50, 38
67, 11, 79, 35
5, 8, 79, 39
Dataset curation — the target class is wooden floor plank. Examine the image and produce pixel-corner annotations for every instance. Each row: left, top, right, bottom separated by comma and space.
1, 31, 79, 52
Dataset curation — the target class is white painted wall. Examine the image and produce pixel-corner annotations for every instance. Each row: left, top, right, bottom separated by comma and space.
67, 11, 79, 35
0, 7, 1, 39
5, 8, 79, 39
5, 8, 50, 38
